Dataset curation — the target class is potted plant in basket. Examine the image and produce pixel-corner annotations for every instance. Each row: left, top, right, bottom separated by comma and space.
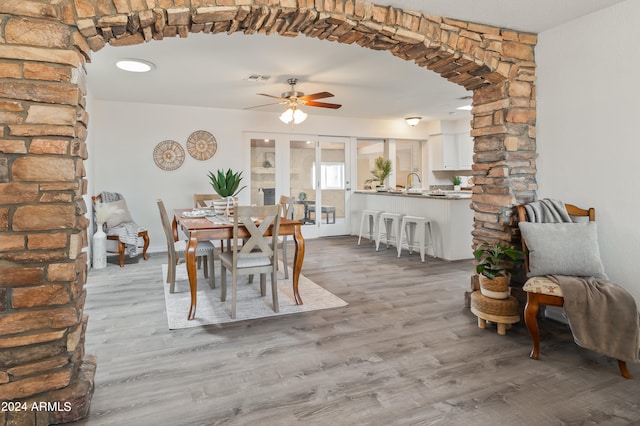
365, 156, 392, 189
473, 242, 524, 299
207, 168, 247, 215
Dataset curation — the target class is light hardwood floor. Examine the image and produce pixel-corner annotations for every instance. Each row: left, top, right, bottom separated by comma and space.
71, 236, 640, 426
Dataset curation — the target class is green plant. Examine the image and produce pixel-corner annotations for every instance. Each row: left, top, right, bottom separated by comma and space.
473, 242, 524, 279
365, 156, 393, 185
207, 168, 246, 198
451, 175, 462, 185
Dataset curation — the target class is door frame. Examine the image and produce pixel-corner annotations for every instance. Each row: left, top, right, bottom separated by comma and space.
244, 132, 352, 239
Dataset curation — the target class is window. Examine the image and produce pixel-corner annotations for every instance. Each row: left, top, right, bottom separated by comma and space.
312, 162, 345, 190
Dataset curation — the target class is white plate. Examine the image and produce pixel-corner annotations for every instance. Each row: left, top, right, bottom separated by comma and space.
183, 210, 207, 218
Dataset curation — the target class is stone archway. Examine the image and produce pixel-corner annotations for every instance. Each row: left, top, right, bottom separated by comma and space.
0, 1, 536, 423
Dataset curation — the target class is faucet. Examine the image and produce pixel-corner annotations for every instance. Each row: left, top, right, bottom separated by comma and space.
406, 172, 422, 190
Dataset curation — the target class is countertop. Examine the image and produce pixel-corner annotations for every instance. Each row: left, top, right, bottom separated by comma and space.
354, 190, 472, 200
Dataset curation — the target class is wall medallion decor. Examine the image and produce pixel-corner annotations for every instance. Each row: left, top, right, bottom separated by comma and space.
153, 140, 185, 171
187, 130, 217, 161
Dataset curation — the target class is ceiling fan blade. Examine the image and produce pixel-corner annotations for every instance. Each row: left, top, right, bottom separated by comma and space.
243, 101, 284, 110
304, 100, 342, 109
257, 93, 286, 100
299, 91, 334, 101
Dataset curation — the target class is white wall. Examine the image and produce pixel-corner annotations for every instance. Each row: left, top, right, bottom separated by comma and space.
89, 100, 432, 253
536, 0, 640, 302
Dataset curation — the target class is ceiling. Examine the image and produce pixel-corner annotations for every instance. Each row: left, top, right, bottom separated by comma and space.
86, 0, 626, 122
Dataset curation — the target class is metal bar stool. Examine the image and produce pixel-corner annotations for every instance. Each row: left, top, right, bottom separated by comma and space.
357, 209, 383, 245
375, 212, 403, 251
397, 215, 434, 262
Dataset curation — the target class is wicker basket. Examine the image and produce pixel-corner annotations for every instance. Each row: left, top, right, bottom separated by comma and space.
470, 292, 519, 316
479, 274, 510, 299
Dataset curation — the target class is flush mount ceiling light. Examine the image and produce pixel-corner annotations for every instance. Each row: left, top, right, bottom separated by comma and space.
279, 105, 308, 124
405, 117, 422, 126
116, 59, 155, 73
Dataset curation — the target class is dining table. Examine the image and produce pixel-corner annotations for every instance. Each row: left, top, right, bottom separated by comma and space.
172, 209, 305, 320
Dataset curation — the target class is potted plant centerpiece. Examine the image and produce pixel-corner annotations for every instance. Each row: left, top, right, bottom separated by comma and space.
365, 156, 392, 189
473, 242, 524, 299
451, 176, 462, 191
207, 168, 246, 215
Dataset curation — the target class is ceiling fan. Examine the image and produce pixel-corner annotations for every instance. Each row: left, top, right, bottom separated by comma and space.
245, 78, 341, 124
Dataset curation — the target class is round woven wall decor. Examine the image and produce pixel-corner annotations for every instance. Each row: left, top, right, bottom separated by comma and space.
187, 130, 217, 161
153, 140, 185, 171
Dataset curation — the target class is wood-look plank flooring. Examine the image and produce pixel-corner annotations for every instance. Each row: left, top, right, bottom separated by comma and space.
70, 236, 640, 426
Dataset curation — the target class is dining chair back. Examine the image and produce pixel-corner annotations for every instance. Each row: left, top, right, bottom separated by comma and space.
156, 199, 215, 293
193, 193, 220, 208
277, 195, 296, 279
219, 204, 282, 319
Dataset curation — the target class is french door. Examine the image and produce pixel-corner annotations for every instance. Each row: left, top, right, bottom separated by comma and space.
246, 132, 350, 239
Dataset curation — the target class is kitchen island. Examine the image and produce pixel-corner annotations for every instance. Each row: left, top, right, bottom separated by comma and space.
351, 190, 473, 260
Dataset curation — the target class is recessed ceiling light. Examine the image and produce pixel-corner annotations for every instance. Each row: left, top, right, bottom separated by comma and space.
116, 59, 155, 73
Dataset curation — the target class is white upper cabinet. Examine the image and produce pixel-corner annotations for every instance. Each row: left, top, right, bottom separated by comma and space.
429, 133, 474, 171
456, 133, 474, 170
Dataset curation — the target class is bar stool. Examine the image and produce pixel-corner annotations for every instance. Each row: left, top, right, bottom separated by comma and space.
397, 215, 434, 262
357, 209, 383, 245
375, 212, 403, 251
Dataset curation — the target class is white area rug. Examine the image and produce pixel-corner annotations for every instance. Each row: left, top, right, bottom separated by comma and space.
162, 263, 348, 329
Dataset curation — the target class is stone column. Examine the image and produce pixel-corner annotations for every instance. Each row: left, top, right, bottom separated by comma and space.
0, 2, 96, 424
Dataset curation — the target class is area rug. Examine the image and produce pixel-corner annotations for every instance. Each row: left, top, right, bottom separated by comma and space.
162, 263, 348, 329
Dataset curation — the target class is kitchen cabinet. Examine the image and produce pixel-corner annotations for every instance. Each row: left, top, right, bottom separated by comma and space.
429, 133, 473, 171
456, 133, 474, 170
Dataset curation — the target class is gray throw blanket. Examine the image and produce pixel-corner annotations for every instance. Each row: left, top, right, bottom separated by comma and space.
100, 191, 140, 258
524, 198, 573, 223
548, 275, 640, 363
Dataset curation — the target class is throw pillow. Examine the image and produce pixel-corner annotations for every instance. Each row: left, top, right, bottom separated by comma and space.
518, 221, 608, 279
104, 199, 133, 228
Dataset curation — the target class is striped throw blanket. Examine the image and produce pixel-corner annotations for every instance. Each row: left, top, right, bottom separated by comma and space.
100, 191, 141, 258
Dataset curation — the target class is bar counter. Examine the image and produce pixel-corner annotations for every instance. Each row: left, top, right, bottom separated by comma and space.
351, 190, 474, 260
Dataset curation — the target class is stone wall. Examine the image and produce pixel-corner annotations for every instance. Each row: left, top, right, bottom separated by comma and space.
0, 1, 95, 424
0, 1, 536, 423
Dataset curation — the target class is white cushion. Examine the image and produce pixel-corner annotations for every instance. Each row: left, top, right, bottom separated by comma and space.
104, 199, 133, 228
173, 240, 214, 255
518, 222, 607, 279
219, 252, 272, 268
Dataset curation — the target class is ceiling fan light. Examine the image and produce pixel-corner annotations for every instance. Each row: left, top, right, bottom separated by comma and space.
405, 117, 422, 126
279, 108, 294, 124
293, 108, 307, 124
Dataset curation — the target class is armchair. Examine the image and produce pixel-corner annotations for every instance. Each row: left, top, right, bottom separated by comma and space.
92, 193, 149, 267
518, 202, 635, 378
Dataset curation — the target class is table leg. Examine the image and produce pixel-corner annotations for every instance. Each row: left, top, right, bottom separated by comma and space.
292, 224, 305, 305
186, 233, 199, 320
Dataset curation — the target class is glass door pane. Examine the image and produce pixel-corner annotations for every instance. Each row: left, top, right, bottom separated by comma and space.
250, 138, 276, 205
289, 139, 316, 234
318, 138, 348, 236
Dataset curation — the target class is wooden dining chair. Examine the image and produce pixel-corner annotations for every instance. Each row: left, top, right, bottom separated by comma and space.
157, 199, 216, 293
219, 204, 281, 319
518, 203, 632, 378
277, 195, 296, 279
